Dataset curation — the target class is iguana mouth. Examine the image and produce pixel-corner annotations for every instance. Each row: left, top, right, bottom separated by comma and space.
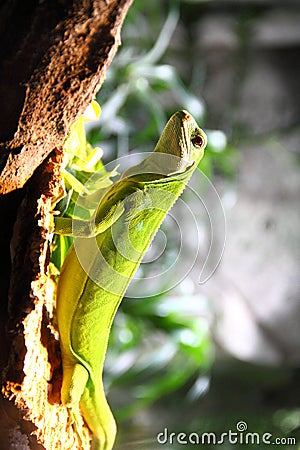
180, 113, 191, 161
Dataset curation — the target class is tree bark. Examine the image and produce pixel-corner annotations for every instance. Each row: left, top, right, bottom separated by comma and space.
0, 1, 133, 448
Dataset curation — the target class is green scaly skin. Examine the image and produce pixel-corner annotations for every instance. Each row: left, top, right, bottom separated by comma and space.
55, 110, 207, 449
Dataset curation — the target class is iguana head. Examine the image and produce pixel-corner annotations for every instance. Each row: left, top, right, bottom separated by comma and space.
154, 110, 207, 169
121, 110, 207, 179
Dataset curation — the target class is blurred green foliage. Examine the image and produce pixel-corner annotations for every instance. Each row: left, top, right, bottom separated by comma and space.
88, 0, 237, 179
106, 293, 214, 420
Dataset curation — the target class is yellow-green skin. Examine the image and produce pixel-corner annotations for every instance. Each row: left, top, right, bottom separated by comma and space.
55, 111, 207, 449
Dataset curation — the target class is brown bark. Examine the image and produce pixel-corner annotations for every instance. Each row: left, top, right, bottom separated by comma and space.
0, 1, 133, 448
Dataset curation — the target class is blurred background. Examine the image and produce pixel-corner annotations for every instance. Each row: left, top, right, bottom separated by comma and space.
87, 0, 300, 448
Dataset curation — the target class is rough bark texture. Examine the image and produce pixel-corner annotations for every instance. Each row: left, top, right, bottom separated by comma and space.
0, 1, 133, 448
0, 0, 132, 193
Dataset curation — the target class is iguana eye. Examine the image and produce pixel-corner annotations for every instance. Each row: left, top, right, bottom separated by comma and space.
191, 135, 204, 148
